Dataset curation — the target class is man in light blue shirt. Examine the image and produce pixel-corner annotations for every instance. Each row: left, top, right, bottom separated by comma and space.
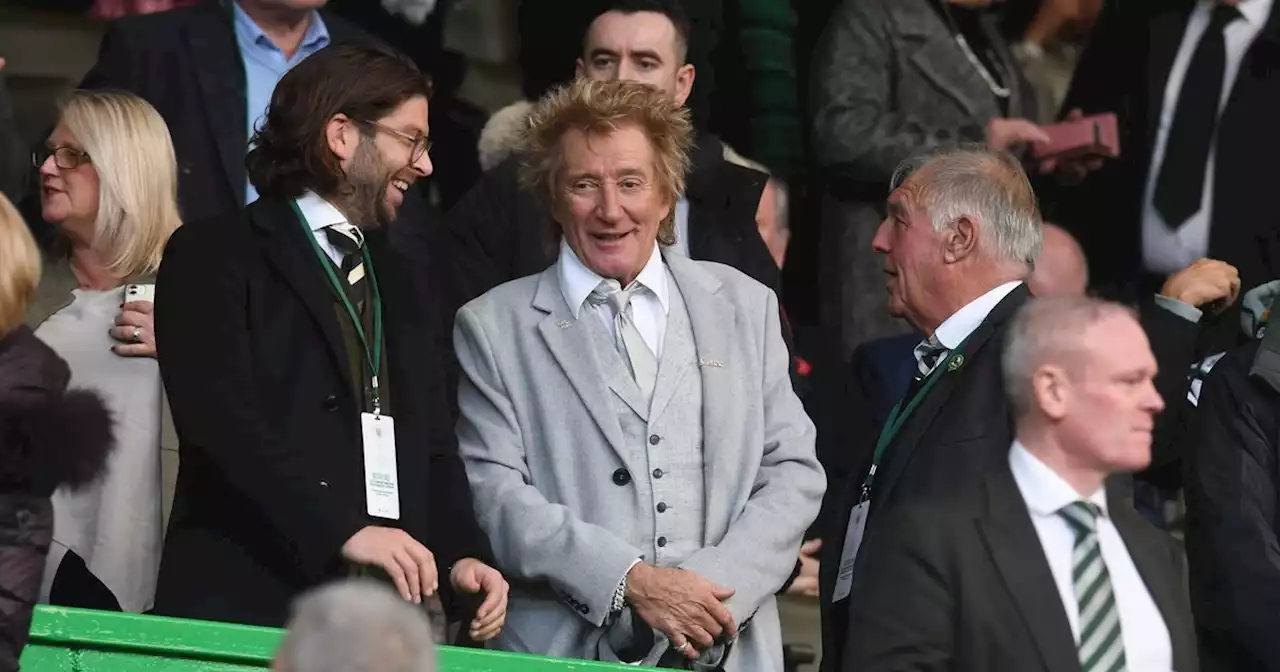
231, 0, 331, 204
79, 0, 366, 224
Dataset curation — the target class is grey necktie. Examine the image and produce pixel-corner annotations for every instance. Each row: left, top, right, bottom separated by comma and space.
588, 279, 657, 399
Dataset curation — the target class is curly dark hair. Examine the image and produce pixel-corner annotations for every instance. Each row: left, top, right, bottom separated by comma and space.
246, 43, 431, 201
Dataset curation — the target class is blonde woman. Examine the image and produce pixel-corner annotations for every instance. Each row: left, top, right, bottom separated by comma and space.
27, 90, 181, 614
0, 193, 114, 667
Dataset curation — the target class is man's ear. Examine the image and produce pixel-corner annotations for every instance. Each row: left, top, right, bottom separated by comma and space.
943, 215, 980, 263
673, 63, 696, 107
325, 113, 359, 165
1032, 364, 1071, 421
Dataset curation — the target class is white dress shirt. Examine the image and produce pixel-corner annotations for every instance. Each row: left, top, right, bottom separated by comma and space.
915, 281, 1023, 375
1009, 442, 1174, 671
294, 191, 351, 266
558, 240, 671, 358
1141, 0, 1273, 274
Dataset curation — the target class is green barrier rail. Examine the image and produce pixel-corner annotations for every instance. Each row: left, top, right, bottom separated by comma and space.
21, 606, 645, 671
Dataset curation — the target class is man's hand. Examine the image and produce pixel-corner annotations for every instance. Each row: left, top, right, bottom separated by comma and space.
450, 558, 509, 641
785, 539, 822, 599
341, 526, 437, 604
625, 563, 736, 659
1161, 258, 1241, 314
985, 117, 1051, 152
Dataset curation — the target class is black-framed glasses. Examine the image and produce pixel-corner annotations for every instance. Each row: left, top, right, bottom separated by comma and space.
356, 119, 431, 164
33, 146, 91, 170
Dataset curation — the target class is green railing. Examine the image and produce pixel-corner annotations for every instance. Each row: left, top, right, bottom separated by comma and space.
21, 606, 643, 671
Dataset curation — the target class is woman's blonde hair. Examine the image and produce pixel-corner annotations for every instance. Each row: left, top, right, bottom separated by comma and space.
0, 193, 42, 336
58, 89, 182, 277
518, 77, 694, 246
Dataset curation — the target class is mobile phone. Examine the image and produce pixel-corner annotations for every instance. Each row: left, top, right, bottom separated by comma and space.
1030, 113, 1120, 160
124, 283, 156, 304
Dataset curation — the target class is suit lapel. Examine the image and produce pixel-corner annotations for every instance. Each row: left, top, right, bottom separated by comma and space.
978, 465, 1079, 672
1144, 4, 1195, 156
891, 3, 987, 117
874, 285, 1030, 508
532, 268, 632, 461
184, 3, 249, 209
664, 254, 738, 499
251, 198, 353, 392
1109, 493, 1197, 671
647, 276, 696, 426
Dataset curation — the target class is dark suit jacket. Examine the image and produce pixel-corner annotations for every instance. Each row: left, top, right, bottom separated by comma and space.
441, 131, 778, 314
844, 458, 1199, 672
818, 284, 1030, 672
1184, 339, 1280, 672
1054, 0, 1280, 346
78, 0, 372, 226
152, 197, 492, 627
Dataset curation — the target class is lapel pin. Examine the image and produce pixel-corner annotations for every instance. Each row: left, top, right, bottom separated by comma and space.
556, 320, 572, 329
698, 358, 725, 368
947, 355, 965, 372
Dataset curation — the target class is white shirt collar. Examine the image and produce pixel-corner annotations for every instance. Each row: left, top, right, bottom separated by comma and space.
294, 191, 348, 232
1230, 0, 1272, 27
932, 281, 1023, 350
557, 240, 670, 319
1009, 440, 1109, 519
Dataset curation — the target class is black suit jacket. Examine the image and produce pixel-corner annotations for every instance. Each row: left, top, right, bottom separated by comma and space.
78, 0, 371, 225
1054, 0, 1280, 340
843, 458, 1199, 672
152, 197, 491, 627
1184, 340, 1280, 672
818, 284, 1030, 672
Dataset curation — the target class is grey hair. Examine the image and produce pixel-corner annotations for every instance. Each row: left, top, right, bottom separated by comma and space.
274, 580, 436, 672
890, 144, 1042, 271
1001, 296, 1136, 418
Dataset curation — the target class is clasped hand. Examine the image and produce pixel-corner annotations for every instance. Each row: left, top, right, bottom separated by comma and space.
625, 563, 736, 660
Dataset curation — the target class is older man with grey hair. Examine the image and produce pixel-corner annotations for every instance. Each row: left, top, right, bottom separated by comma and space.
274, 579, 436, 672
820, 143, 1041, 672
839, 295, 1198, 671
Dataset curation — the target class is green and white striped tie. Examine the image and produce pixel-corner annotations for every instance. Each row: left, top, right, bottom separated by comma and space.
1059, 501, 1127, 672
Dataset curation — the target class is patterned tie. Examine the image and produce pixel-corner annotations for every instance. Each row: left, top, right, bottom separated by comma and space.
324, 223, 366, 309
1059, 501, 1127, 672
588, 279, 657, 400
902, 334, 947, 402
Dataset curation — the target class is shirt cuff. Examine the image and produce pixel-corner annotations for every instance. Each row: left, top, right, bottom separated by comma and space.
611, 558, 644, 615
1154, 294, 1203, 324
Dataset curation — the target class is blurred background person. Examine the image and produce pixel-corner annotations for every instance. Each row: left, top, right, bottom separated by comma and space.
1052, 0, 1280, 355
25, 89, 180, 614
0, 58, 27, 201
273, 579, 437, 672
809, 0, 1046, 361
0, 192, 115, 669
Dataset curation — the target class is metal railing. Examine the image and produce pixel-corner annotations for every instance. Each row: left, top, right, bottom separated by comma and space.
21, 606, 645, 671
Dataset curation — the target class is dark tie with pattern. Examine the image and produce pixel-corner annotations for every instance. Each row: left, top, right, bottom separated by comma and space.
903, 334, 946, 403
1060, 501, 1127, 672
1152, 4, 1242, 229
324, 223, 366, 310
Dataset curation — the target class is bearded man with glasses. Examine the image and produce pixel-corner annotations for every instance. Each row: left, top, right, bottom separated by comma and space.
150, 43, 508, 637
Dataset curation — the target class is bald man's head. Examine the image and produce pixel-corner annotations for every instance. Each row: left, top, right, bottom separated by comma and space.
1028, 223, 1088, 297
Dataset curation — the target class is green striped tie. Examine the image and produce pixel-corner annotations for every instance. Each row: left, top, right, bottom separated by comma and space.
1059, 501, 1127, 672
